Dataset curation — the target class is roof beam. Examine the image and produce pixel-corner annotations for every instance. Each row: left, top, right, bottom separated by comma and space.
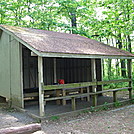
31, 52, 38, 56
39, 52, 134, 59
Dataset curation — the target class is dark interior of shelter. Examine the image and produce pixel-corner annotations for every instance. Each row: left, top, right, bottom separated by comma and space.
22, 46, 102, 105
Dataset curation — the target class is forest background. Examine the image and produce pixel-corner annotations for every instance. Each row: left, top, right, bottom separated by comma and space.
0, 0, 134, 88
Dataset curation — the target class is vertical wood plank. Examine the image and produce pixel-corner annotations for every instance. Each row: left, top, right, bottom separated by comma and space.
91, 59, 97, 106
71, 97, 76, 111
38, 56, 45, 116
127, 59, 133, 99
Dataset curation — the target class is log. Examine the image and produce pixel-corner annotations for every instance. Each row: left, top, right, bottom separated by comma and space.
0, 123, 41, 134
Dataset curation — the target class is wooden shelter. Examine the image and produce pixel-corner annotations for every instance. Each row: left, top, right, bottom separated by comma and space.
0, 25, 133, 117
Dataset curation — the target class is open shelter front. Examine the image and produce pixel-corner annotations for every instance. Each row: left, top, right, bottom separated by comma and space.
22, 46, 102, 86
0, 25, 133, 117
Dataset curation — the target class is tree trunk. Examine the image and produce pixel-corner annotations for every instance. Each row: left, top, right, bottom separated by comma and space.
115, 59, 120, 76
120, 59, 126, 78
117, 34, 126, 78
127, 35, 131, 53
108, 59, 112, 80
70, 12, 77, 34
102, 59, 105, 78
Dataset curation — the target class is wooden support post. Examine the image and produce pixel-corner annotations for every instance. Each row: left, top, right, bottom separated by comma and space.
87, 87, 90, 101
62, 89, 66, 105
80, 88, 84, 100
113, 91, 117, 102
92, 95, 97, 106
54, 58, 62, 105
127, 59, 133, 99
91, 59, 97, 106
71, 97, 76, 111
100, 58, 103, 93
56, 89, 61, 105
54, 58, 57, 83
38, 56, 45, 116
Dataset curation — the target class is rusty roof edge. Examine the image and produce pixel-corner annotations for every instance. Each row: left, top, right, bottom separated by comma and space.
0, 25, 41, 56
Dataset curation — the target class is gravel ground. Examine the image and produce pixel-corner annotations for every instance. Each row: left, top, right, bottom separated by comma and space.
0, 104, 34, 129
42, 105, 134, 134
0, 103, 134, 134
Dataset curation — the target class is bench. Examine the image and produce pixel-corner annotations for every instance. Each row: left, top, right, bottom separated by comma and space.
44, 87, 132, 111
55, 86, 91, 105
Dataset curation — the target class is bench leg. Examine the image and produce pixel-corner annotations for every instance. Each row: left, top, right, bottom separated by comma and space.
128, 88, 133, 99
56, 89, 61, 105
71, 97, 76, 111
92, 95, 97, 106
113, 91, 117, 102
44, 100, 46, 107
80, 88, 84, 100
62, 90, 66, 105
87, 87, 90, 102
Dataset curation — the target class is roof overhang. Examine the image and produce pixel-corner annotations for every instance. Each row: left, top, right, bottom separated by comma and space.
37, 51, 134, 59
0, 25, 134, 59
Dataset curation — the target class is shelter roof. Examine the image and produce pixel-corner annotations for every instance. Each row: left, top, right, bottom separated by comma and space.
0, 25, 134, 59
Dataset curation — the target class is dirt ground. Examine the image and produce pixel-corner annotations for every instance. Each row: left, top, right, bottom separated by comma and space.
0, 103, 134, 134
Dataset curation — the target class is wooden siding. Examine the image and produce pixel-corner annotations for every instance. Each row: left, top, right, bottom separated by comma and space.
0, 31, 11, 99
10, 38, 23, 107
0, 31, 23, 107
56, 58, 92, 84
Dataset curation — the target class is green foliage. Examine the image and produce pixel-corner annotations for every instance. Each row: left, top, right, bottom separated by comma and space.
90, 106, 96, 112
114, 101, 122, 107
50, 116, 60, 121
131, 99, 134, 104
101, 102, 109, 110
103, 75, 129, 89
0, 0, 133, 80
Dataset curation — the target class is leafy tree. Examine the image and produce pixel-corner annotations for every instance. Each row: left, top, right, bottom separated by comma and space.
0, 0, 133, 80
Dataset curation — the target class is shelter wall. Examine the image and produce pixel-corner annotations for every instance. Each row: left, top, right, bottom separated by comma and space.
10, 38, 23, 107
44, 58, 102, 88
0, 30, 23, 107
0, 31, 11, 99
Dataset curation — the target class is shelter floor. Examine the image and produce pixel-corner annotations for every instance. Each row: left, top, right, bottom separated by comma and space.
24, 92, 129, 117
